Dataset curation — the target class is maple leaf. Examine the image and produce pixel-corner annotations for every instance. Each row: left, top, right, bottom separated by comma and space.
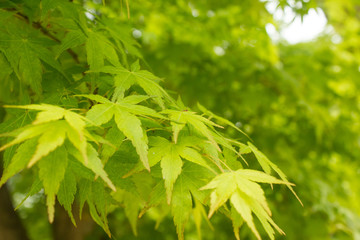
77, 180, 113, 237
56, 30, 86, 58
170, 162, 214, 240
57, 169, 77, 225
112, 189, 142, 236
0, 15, 69, 93
248, 142, 303, 205
14, 177, 43, 211
101, 126, 125, 164
163, 109, 226, 149
0, 3, 306, 239
100, 18, 142, 59
127, 136, 213, 203
91, 61, 173, 108
80, 94, 165, 170
171, 174, 192, 240
0, 104, 115, 192
86, 31, 121, 70
68, 143, 116, 191
201, 169, 293, 240
0, 104, 88, 165
38, 146, 68, 223
0, 139, 37, 187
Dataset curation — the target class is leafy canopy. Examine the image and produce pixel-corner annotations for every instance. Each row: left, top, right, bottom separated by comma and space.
0, 1, 300, 239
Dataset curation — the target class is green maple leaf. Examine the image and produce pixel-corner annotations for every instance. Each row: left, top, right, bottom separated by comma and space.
0, 104, 89, 165
0, 16, 69, 93
58, 169, 77, 225
138, 162, 213, 240
160, 144, 183, 204
104, 141, 139, 191
86, 181, 113, 237
170, 162, 214, 240
101, 126, 125, 164
201, 169, 293, 240
92, 62, 173, 108
163, 109, 227, 149
15, 177, 43, 211
171, 174, 192, 240
86, 31, 122, 71
81, 94, 165, 170
74, 179, 112, 236
78, 179, 92, 218
162, 109, 247, 171
56, 30, 86, 58
0, 104, 115, 191
38, 145, 68, 223
0, 120, 68, 167
100, 18, 142, 59
248, 142, 302, 205
0, 139, 37, 187
68, 143, 116, 191
86, 31, 105, 70
128, 136, 213, 203
112, 189, 142, 235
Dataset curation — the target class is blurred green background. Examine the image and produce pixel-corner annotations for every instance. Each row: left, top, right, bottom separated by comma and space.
4, 0, 360, 239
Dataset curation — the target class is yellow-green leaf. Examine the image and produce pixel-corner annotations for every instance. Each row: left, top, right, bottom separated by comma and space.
161, 146, 183, 204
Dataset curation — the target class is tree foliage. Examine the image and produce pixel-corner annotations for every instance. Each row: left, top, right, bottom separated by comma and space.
125, 0, 360, 239
1, 0, 360, 240
0, 1, 301, 240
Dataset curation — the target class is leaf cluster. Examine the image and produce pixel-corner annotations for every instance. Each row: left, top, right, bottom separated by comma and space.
0, 1, 299, 239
